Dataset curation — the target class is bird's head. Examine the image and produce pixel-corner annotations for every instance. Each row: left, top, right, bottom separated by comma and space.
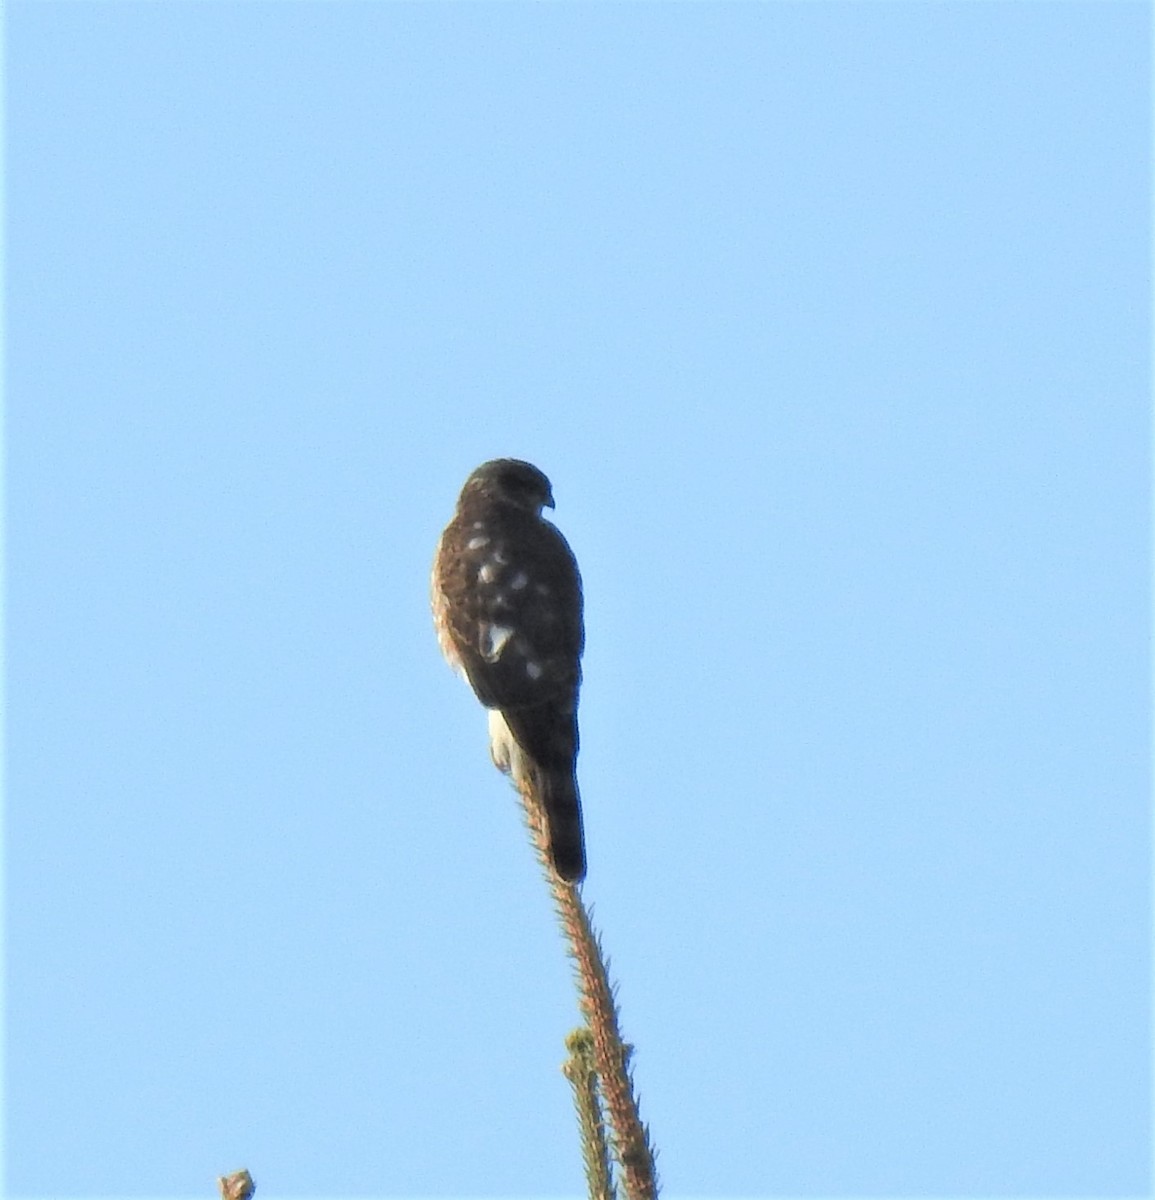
461, 459, 556, 514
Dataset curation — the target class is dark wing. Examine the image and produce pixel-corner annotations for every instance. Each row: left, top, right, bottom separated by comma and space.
436, 505, 583, 716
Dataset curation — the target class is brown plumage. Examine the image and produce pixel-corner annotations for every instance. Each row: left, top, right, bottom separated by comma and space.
432, 459, 586, 882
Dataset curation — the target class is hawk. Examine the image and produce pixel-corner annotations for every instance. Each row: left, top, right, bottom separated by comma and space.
432, 459, 586, 883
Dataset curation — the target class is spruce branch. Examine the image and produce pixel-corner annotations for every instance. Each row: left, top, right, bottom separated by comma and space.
563, 1027, 617, 1200
520, 782, 660, 1200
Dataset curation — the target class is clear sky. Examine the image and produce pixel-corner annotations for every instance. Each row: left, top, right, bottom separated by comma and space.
4, 3, 1151, 1198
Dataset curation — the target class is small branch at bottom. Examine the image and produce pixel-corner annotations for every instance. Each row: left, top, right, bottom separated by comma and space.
564, 1026, 617, 1200
218, 1168, 255, 1200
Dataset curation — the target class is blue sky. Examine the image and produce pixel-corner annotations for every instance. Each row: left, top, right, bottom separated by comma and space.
4, 2, 1151, 1198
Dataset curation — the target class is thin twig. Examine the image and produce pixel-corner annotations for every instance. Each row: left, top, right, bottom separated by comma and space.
563, 1027, 617, 1200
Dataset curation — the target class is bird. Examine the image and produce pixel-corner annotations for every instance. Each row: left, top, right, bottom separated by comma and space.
432, 458, 586, 882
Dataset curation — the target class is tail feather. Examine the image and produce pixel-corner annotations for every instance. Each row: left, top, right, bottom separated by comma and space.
497, 704, 586, 882
537, 768, 586, 883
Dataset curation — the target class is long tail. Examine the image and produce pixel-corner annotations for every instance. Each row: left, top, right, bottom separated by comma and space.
499, 703, 586, 882
536, 767, 586, 883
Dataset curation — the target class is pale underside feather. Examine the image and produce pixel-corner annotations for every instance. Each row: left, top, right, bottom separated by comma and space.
487, 708, 528, 785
